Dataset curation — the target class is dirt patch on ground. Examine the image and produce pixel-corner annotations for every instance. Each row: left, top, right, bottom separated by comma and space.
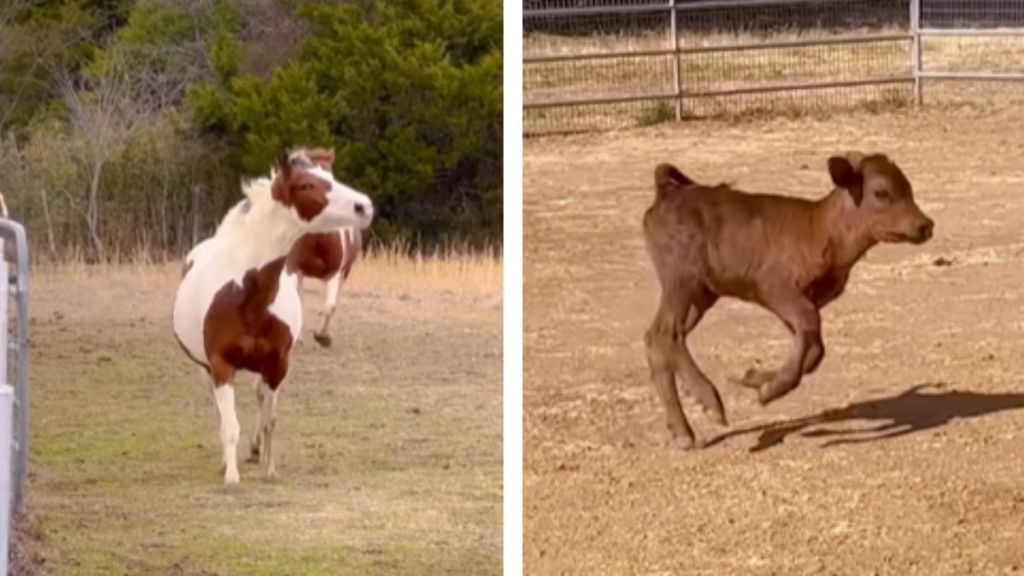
525, 106, 1024, 575
23, 261, 502, 575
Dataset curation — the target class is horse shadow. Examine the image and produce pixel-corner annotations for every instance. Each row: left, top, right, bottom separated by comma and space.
708, 382, 1024, 452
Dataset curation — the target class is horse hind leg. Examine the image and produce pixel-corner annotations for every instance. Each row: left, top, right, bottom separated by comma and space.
247, 374, 264, 463
257, 380, 279, 479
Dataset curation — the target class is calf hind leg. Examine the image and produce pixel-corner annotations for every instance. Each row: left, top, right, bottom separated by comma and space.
645, 325, 695, 449
669, 287, 727, 426
644, 286, 725, 449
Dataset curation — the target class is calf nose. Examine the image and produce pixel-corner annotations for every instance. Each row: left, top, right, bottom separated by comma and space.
918, 219, 934, 241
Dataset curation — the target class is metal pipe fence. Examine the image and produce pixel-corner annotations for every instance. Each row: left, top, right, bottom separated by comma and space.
0, 220, 29, 575
524, 0, 1024, 134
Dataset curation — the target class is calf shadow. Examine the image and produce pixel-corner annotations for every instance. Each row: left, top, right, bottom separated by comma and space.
708, 383, 1024, 452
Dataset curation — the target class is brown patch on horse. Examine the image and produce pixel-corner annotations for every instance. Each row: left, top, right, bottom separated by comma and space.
203, 257, 294, 390
288, 229, 363, 281
288, 232, 343, 280
271, 154, 331, 222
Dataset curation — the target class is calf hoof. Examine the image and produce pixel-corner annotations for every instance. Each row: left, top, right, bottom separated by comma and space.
666, 431, 696, 451
313, 332, 333, 348
732, 368, 776, 389
758, 379, 794, 405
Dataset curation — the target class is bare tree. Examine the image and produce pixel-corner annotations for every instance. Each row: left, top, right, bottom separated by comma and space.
0, 0, 24, 58
61, 50, 160, 261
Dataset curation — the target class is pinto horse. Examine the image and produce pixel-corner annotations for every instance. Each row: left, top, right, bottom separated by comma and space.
172, 152, 373, 485
217, 148, 363, 347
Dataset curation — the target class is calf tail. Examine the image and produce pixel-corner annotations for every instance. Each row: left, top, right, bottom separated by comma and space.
654, 163, 695, 202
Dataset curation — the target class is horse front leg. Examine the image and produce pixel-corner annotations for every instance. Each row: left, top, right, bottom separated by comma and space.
313, 271, 342, 348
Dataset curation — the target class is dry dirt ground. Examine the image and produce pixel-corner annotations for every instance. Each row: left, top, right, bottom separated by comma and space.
525, 106, 1024, 575
19, 256, 502, 575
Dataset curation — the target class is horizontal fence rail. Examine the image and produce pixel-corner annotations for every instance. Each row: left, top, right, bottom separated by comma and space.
524, 0, 1024, 134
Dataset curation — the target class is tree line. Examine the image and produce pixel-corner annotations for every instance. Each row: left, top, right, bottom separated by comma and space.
0, 0, 503, 261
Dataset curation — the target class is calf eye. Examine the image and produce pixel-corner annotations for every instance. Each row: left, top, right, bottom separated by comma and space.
874, 189, 890, 201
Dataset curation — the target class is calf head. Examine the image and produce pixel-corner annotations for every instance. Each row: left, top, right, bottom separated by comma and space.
828, 152, 934, 245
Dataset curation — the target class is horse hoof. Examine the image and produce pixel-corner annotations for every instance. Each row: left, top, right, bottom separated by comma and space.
313, 332, 332, 348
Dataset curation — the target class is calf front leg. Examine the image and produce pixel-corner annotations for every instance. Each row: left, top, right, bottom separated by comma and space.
758, 298, 823, 405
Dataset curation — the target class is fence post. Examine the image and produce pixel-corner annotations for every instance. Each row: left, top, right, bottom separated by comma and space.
670, 0, 682, 120
910, 0, 923, 104
0, 384, 11, 576
0, 239, 7, 576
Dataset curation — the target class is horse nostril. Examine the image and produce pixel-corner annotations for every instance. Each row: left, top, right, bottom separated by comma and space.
354, 203, 366, 217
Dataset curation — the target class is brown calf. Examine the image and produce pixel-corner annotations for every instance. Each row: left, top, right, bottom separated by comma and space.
642, 152, 934, 449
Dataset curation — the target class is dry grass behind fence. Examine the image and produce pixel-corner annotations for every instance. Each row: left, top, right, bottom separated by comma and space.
524, 28, 1024, 132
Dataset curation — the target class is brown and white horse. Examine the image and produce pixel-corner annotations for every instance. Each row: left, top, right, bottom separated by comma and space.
172, 152, 373, 485
218, 148, 364, 347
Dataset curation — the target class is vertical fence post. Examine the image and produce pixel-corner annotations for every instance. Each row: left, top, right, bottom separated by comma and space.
910, 0, 923, 104
670, 0, 682, 120
0, 384, 11, 576
0, 240, 10, 576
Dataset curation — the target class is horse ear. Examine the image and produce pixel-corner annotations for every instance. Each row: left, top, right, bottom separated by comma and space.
306, 148, 335, 170
276, 151, 292, 179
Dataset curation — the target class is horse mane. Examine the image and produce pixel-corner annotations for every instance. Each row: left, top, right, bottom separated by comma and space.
215, 149, 317, 237
216, 176, 274, 237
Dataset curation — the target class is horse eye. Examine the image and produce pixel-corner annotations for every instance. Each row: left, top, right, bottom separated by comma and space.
874, 189, 890, 201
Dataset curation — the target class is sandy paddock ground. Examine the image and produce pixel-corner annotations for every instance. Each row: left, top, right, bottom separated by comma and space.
525, 106, 1024, 575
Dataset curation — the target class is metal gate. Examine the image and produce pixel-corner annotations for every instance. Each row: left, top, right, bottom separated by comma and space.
0, 220, 29, 575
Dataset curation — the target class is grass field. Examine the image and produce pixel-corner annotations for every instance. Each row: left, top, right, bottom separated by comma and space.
524, 105, 1024, 574
524, 28, 1024, 132
16, 250, 502, 575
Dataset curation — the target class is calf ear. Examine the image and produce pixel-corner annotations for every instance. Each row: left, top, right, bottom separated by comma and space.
828, 154, 864, 206
655, 163, 694, 190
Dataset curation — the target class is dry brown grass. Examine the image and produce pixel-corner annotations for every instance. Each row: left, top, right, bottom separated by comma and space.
524, 105, 1024, 575
33, 243, 502, 300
